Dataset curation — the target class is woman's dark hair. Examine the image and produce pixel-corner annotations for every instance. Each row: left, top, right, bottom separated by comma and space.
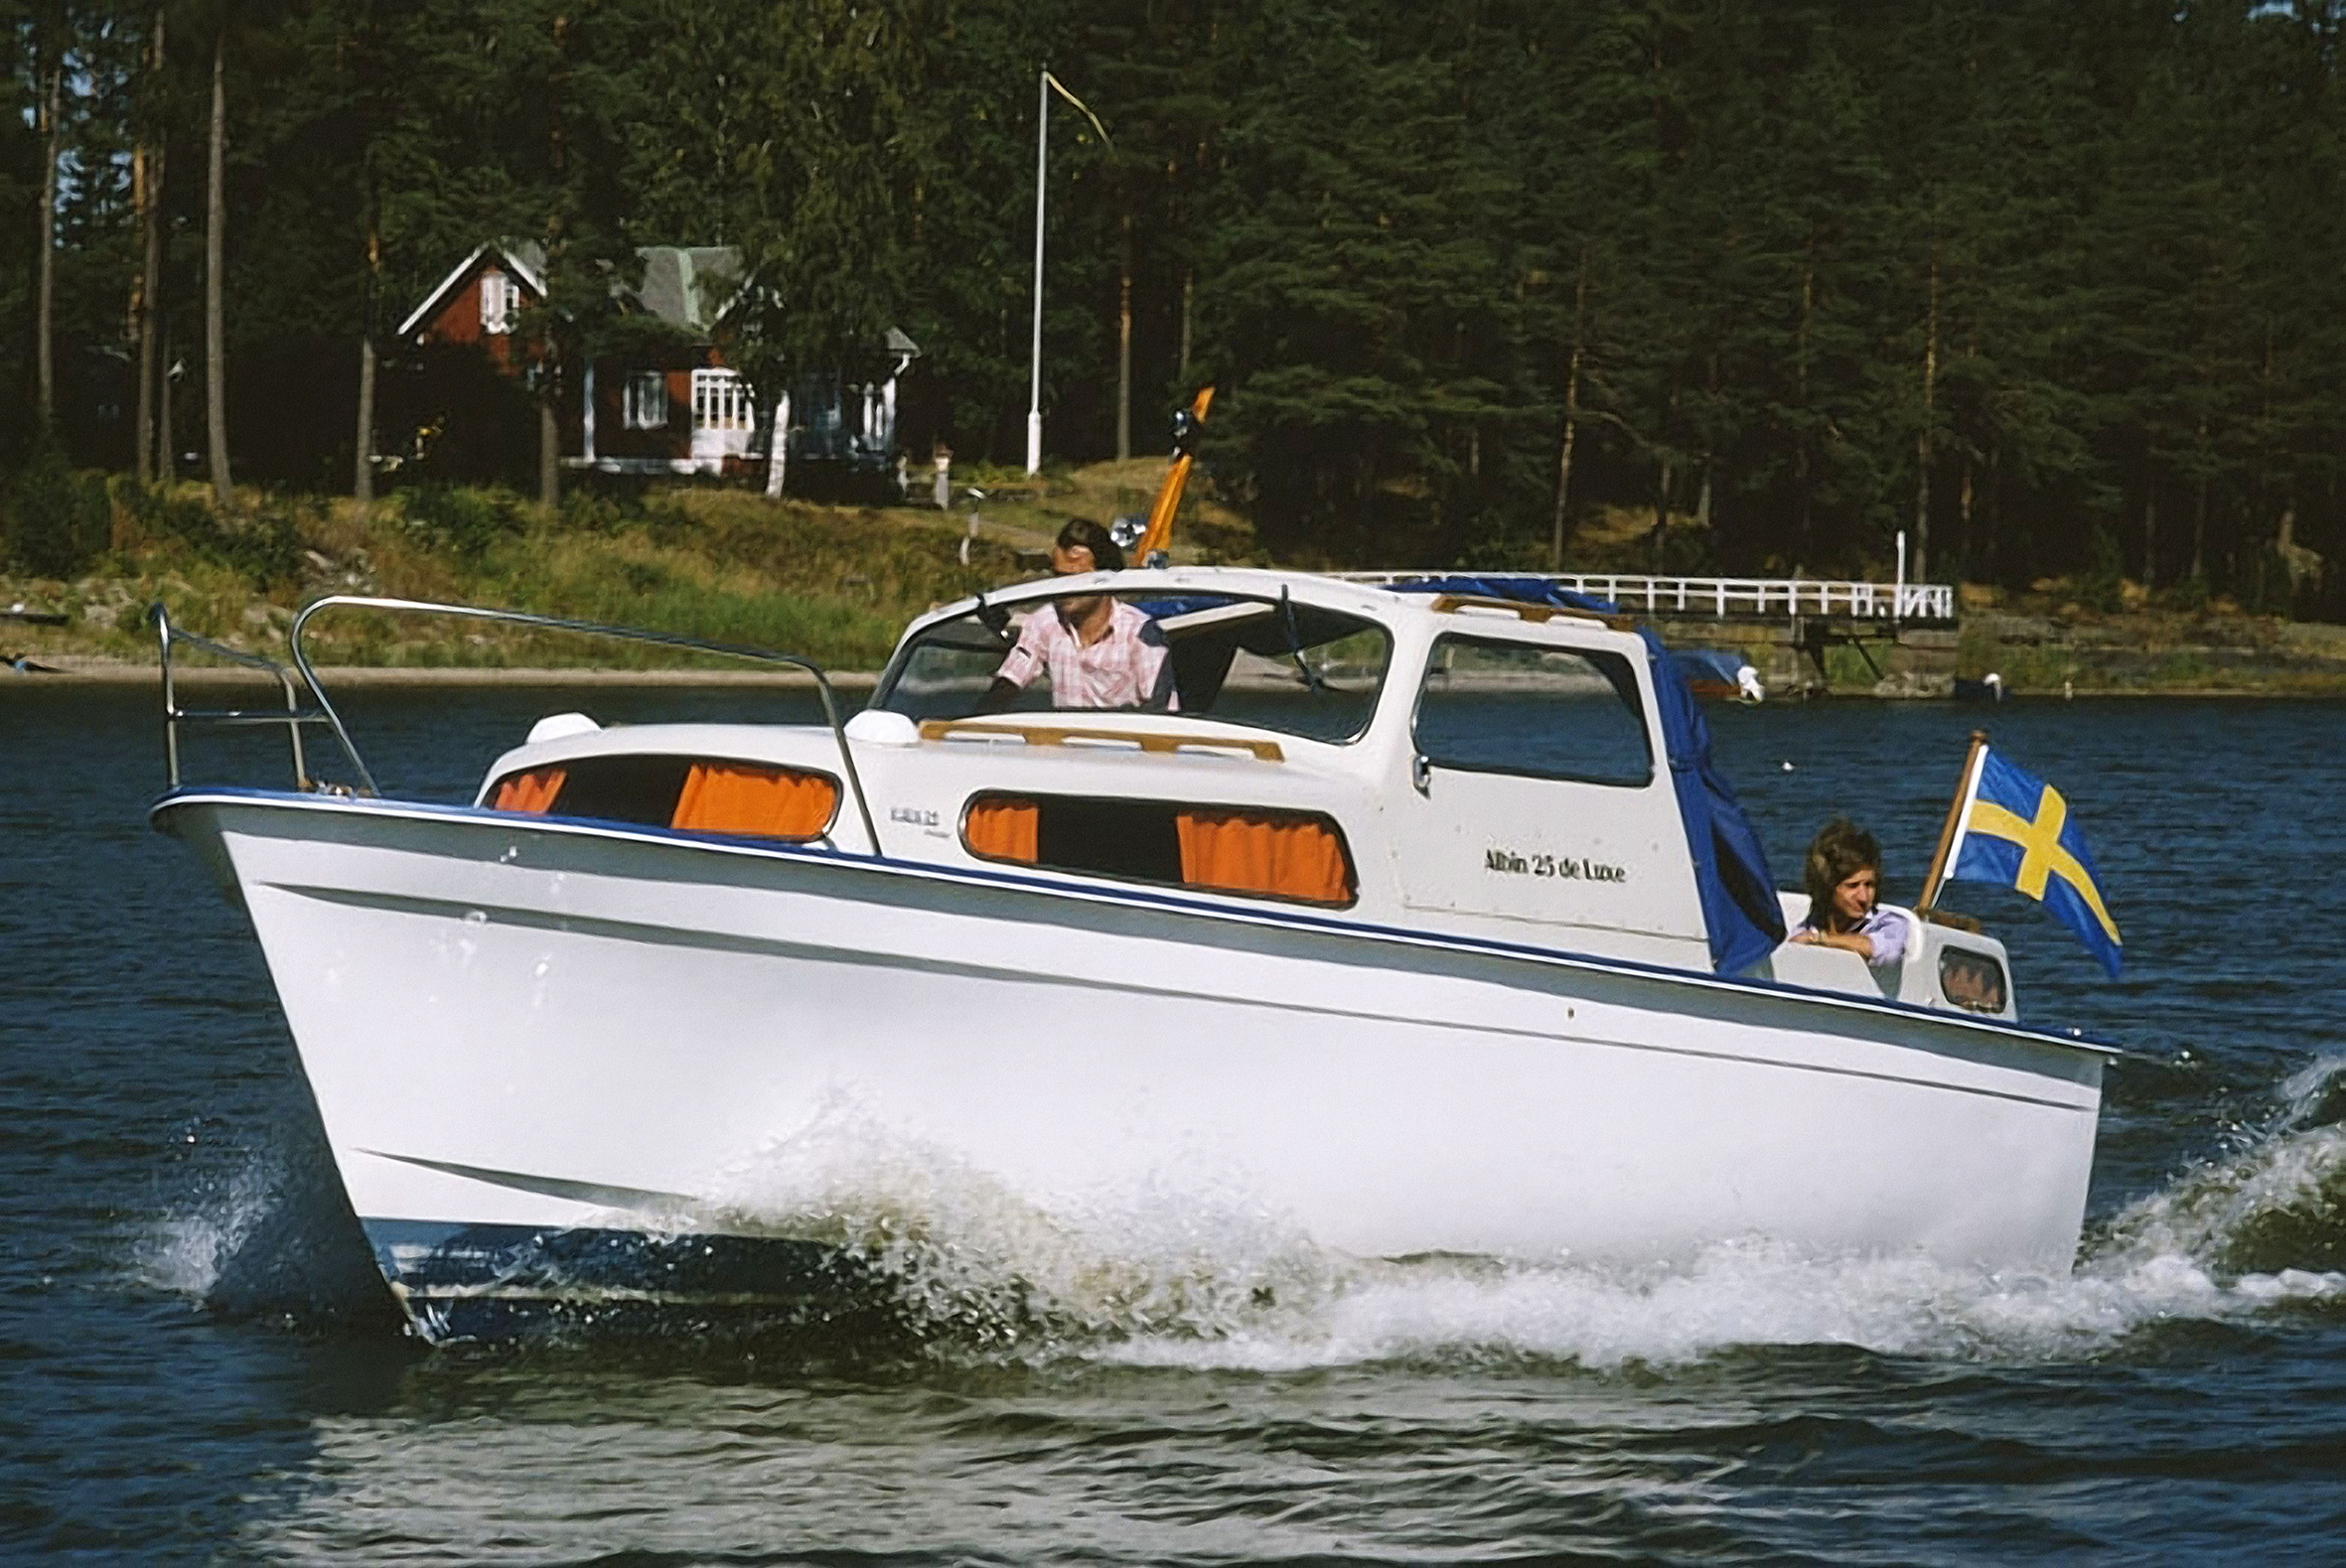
1056, 517, 1124, 574
1803, 817, 1882, 932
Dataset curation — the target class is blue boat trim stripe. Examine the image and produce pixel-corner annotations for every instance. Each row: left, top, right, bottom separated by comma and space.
151, 785, 2122, 1058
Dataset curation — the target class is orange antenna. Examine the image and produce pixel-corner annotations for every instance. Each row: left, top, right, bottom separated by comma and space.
1134, 386, 1214, 565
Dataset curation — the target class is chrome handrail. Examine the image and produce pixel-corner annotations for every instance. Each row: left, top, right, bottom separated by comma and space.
151, 603, 330, 789
285, 595, 884, 857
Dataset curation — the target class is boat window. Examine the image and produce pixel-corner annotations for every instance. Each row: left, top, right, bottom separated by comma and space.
1413, 636, 1653, 786
875, 593, 1392, 744
492, 767, 566, 813
961, 790, 1356, 906
488, 756, 838, 840
1938, 947, 2009, 1014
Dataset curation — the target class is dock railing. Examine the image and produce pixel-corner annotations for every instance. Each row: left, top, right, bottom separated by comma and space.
1334, 572, 1955, 624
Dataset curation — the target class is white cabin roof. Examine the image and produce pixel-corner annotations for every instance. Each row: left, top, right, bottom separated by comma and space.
897, 567, 1656, 679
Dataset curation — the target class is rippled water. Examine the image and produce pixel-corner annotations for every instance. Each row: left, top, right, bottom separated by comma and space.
5, 680, 2345, 1562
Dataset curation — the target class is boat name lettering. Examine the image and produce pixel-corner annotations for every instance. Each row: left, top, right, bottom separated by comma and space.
1485, 847, 1626, 884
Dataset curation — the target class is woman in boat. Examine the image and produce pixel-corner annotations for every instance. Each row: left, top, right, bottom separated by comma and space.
1790, 817, 1909, 967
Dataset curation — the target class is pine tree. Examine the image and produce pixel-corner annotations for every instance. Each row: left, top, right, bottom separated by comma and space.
9, 0, 2346, 606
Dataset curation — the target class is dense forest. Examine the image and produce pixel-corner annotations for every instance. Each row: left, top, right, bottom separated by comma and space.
4, 1, 2344, 612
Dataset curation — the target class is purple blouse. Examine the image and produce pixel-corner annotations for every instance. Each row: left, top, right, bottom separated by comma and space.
1799, 905, 1911, 967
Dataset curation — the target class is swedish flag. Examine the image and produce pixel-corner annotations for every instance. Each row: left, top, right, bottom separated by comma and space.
1947, 748, 2123, 977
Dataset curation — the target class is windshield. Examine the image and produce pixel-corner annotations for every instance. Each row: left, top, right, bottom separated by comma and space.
874, 591, 1393, 744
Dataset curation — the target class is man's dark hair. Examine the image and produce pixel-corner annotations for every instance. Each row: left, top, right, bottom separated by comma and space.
1056, 518, 1124, 573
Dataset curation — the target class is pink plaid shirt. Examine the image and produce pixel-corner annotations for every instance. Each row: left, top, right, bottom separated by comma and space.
997, 600, 1175, 710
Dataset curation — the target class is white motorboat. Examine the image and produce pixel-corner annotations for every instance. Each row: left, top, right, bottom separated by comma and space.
149, 571, 2109, 1341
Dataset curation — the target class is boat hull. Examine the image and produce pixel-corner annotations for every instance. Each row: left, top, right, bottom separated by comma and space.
158, 789, 2106, 1339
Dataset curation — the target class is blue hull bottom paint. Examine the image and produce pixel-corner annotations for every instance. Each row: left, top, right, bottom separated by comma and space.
362, 1219, 886, 1343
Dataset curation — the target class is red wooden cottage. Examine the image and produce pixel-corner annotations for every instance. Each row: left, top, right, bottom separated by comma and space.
396, 241, 917, 488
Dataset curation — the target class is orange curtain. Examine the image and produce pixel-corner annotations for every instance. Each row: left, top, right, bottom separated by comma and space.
492, 767, 566, 813
1176, 809, 1353, 905
670, 763, 838, 839
963, 796, 1040, 862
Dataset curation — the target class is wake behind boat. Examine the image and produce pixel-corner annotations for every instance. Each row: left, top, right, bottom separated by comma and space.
149, 570, 2110, 1342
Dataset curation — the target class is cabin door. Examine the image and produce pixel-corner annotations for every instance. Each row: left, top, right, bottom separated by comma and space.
1388, 633, 1709, 961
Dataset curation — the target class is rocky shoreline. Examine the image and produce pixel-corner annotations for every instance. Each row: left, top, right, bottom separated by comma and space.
1651, 605, 2346, 699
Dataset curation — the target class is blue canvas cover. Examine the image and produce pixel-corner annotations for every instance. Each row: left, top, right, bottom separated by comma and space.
1635, 628, 1786, 973
1383, 577, 1785, 974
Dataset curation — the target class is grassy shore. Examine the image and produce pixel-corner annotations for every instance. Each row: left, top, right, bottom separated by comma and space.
0, 462, 1257, 677
4, 470, 2342, 695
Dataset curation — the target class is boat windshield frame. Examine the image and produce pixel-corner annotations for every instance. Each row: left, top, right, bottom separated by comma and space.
872, 586, 1398, 746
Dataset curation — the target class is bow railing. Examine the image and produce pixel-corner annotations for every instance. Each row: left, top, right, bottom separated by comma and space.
151, 596, 882, 857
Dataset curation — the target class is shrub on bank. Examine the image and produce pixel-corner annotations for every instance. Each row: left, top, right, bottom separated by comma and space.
400, 485, 528, 560
116, 483, 308, 586
0, 446, 111, 578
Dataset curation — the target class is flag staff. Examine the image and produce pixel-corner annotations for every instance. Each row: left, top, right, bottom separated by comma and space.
1133, 385, 1213, 564
1916, 728, 1989, 914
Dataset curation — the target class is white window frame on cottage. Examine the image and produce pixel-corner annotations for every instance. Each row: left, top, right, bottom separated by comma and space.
624, 371, 668, 430
690, 368, 753, 433
480, 270, 520, 335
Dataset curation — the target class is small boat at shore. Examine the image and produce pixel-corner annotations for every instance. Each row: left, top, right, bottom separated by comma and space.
149, 572, 2110, 1342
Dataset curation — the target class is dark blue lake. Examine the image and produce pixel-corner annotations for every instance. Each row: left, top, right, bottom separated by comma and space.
4, 679, 2344, 1563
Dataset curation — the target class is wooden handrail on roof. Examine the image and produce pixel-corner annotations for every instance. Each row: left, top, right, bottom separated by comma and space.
919, 718, 1283, 762
1426, 594, 1634, 633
